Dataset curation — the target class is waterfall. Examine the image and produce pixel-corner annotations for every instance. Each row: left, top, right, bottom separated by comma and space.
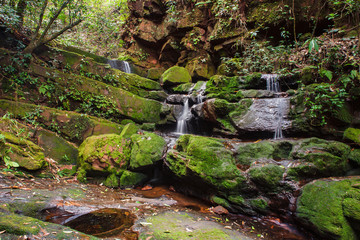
174, 82, 207, 134
107, 60, 132, 73
261, 74, 284, 139
262, 74, 280, 92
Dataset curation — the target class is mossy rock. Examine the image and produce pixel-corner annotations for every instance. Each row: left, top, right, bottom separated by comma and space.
29, 64, 166, 123
140, 211, 250, 240
0, 212, 97, 239
129, 132, 166, 170
172, 83, 194, 93
166, 135, 246, 194
296, 178, 360, 239
344, 128, 360, 145
77, 134, 131, 180
206, 75, 243, 102
235, 140, 276, 167
103, 173, 120, 188
147, 67, 165, 80
160, 66, 192, 87
249, 164, 285, 191
185, 55, 216, 80
349, 149, 360, 166
0, 131, 46, 170
119, 123, 140, 139
119, 170, 147, 188
289, 138, 350, 178
0, 100, 123, 144
36, 129, 78, 164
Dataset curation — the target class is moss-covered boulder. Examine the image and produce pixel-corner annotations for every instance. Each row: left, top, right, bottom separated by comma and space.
147, 67, 165, 80
0, 131, 46, 170
36, 129, 78, 164
248, 164, 285, 191
296, 178, 360, 239
129, 132, 166, 170
166, 135, 246, 194
119, 170, 147, 188
289, 138, 351, 178
185, 55, 216, 80
344, 128, 360, 145
77, 134, 131, 180
160, 66, 192, 87
119, 123, 139, 139
349, 149, 360, 166
0, 211, 97, 239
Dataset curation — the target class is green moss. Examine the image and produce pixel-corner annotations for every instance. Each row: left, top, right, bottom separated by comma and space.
119, 170, 146, 187
296, 178, 360, 239
228, 99, 253, 121
206, 75, 243, 102
0, 131, 46, 170
147, 67, 165, 80
161, 66, 192, 86
344, 128, 360, 145
211, 196, 231, 208
129, 132, 166, 169
349, 149, 360, 166
172, 83, 194, 93
103, 173, 119, 188
119, 123, 139, 139
0, 212, 98, 239
140, 123, 155, 131
249, 197, 269, 211
228, 195, 245, 205
77, 134, 131, 178
235, 140, 275, 166
167, 135, 246, 193
249, 164, 285, 191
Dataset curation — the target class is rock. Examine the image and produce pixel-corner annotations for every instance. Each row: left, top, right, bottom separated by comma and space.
119, 123, 140, 139
36, 129, 78, 164
211, 205, 229, 215
129, 132, 166, 169
166, 135, 247, 194
232, 98, 292, 133
344, 128, 360, 145
288, 138, 351, 178
0, 212, 97, 239
185, 54, 216, 80
0, 131, 46, 170
77, 134, 131, 181
296, 178, 360, 239
206, 75, 243, 102
147, 67, 165, 80
172, 83, 193, 93
103, 173, 119, 188
135, 19, 169, 43
248, 164, 285, 192
160, 66, 192, 87
349, 149, 360, 166
138, 211, 253, 240
241, 90, 275, 98
166, 94, 187, 104
30, 64, 167, 124
119, 170, 147, 188
0, 100, 123, 144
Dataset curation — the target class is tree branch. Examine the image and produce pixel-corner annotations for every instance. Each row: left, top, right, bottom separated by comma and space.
43, 18, 82, 45
40, 0, 70, 40
31, 0, 48, 41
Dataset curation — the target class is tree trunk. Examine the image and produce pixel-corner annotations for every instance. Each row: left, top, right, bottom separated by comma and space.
16, 0, 27, 27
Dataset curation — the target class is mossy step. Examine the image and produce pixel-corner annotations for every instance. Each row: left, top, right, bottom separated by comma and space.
30, 63, 166, 123
0, 100, 123, 144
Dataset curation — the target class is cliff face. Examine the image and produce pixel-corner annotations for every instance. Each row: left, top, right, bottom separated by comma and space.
121, 0, 338, 78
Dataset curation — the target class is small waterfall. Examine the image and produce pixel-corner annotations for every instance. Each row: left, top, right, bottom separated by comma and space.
263, 74, 280, 93
107, 60, 132, 73
174, 82, 207, 134
176, 98, 191, 133
261, 74, 284, 139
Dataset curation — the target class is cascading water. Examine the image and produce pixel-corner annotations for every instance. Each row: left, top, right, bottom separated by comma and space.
261, 74, 285, 139
107, 60, 132, 73
174, 82, 207, 134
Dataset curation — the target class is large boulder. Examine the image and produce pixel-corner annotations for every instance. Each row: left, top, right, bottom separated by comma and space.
160, 66, 192, 87
344, 128, 360, 145
296, 178, 360, 239
0, 131, 46, 170
76, 129, 166, 185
